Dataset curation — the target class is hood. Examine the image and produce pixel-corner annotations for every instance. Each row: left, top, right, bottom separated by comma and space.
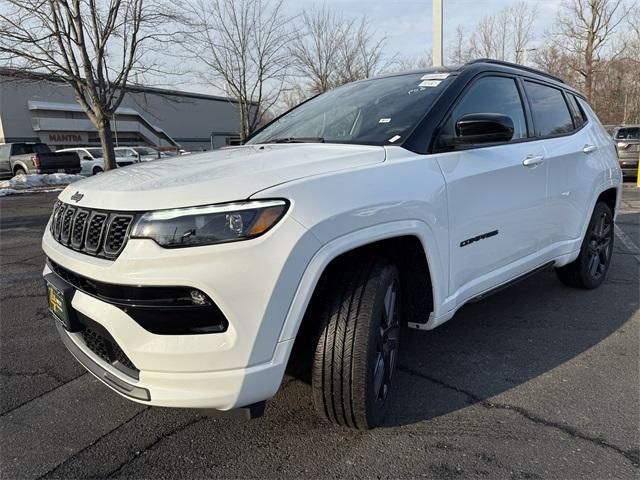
58, 144, 385, 211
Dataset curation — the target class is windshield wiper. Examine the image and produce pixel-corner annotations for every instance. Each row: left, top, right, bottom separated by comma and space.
265, 137, 325, 144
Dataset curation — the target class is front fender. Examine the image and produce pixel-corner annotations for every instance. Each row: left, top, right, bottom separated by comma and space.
277, 219, 447, 342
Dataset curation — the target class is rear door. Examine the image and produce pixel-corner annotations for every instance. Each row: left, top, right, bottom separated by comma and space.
522, 81, 600, 247
435, 74, 548, 302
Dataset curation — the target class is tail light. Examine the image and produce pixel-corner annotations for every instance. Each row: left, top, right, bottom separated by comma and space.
31, 155, 41, 167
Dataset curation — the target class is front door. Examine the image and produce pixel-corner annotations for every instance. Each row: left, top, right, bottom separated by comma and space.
434, 75, 548, 302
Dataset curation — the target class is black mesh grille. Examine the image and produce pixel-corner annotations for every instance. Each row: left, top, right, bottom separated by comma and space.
80, 327, 138, 374
60, 206, 76, 244
104, 216, 133, 257
85, 213, 108, 252
71, 210, 89, 248
49, 202, 135, 260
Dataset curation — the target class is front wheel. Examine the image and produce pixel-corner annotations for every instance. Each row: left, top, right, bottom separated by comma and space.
311, 256, 401, 429
555, 201, 614, 289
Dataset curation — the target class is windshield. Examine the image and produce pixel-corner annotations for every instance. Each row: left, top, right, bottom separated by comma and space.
246, 72, 453, 146
86, 148, 103, 158
615, 127, 640, 140
134, 147, 157, 155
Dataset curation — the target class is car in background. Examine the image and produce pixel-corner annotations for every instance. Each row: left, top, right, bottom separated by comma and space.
115, 146, 161, 162
612, 125, 639, 178
0, 142, 80, 179
57, 147, 135, 176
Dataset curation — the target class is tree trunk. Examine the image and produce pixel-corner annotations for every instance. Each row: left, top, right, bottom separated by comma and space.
97, 117, 117, 170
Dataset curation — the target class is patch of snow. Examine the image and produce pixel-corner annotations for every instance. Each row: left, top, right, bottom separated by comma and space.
0, 174, 83, 197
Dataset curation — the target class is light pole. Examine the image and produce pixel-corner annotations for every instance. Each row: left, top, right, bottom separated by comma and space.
516, 48, 537, 67
432, 0, 443, 67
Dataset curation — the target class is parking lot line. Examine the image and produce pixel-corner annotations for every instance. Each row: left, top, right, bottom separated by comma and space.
614, 224, 640, 264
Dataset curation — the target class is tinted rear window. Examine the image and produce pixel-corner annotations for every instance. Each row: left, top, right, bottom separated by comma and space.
615, 127, 640, 140
524, 81, 574, 137
11, 143, 50, 155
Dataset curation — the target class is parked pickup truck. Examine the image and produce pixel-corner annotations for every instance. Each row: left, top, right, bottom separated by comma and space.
0, 142, 81, 179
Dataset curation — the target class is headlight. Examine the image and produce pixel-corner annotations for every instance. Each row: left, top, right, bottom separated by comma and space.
616, 141, 628, 149
131, 199, 288, 248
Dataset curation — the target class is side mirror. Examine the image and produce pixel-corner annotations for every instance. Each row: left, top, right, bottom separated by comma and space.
455, 113, 514, 145
82, 156, 92, 160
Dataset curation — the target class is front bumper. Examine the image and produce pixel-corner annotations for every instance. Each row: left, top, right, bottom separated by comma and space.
42, 212, 321, 409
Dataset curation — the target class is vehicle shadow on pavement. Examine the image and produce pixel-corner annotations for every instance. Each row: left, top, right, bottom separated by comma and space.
380, 255, 638, 428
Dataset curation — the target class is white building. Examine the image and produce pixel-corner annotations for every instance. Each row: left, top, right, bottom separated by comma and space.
0, 68, 247, 151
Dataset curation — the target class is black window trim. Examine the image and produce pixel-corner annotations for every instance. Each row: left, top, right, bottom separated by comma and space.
520, 77, 589, 140
432, 72, 532, 153
565, 92, 588, 130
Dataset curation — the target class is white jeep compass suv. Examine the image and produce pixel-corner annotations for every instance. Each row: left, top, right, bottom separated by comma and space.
43, 60, 622, 429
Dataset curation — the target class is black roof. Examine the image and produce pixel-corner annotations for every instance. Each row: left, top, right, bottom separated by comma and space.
370, 58, 580, 97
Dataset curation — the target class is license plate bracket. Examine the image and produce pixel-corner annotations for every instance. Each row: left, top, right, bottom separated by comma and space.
44, 272, 82, 332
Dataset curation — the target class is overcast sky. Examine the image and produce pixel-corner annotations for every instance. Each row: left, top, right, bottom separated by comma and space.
178, 0, 564, 95
312, 0, 561, 58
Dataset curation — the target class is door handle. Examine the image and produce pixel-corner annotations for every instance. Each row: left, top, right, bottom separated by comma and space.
583, 144, 598, 154
523, 154, 545, 167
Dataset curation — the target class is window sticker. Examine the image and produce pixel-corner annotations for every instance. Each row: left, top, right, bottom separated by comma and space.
419, 79, 442, 88
421, 72, 450, 80
388, 135, 401, 143
378, 118, 391, 124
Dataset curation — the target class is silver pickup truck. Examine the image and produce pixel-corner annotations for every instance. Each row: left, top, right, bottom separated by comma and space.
0, 142, 81, 179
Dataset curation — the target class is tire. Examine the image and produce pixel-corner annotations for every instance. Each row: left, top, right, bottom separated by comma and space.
13, 167, 27, 177
311, 255, 401, 429
93, 167, 104, 175
555, 201, 614, 289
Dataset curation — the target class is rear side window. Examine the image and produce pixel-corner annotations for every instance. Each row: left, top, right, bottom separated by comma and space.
11, 143, 29, 155
33, 143, 51, 154
524, 81, 574, 137
566, 94, 587, 129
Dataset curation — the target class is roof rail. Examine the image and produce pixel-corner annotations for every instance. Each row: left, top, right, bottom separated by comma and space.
465, 58, 566, 84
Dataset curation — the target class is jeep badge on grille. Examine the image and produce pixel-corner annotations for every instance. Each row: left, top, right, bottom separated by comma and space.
70, 191, 84, 203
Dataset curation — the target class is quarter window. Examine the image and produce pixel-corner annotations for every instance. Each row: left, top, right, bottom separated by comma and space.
524, 81, 574, 137
566, 94, 587, 129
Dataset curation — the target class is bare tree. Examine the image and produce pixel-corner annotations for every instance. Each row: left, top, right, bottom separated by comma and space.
0, 0, 177, 170
447, 25, 471, 64
553, 0, 630, 100
290, 6, 387, 95
186, 0, 294, 140
391, 51, 433, 72
512, 2, 539, 64
466, 2, 538, 63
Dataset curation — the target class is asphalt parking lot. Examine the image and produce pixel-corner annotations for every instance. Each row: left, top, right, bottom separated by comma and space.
1, 184, 638, 479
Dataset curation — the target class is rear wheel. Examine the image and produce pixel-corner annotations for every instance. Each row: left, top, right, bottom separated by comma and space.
311, 256, 401, 429
13, 167, 26, 177
555, 201, 614, 289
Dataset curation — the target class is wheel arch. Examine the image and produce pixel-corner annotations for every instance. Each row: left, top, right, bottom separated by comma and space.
596, 187, 617, 216
12, 161, 29, 175
278, 220, 444, 347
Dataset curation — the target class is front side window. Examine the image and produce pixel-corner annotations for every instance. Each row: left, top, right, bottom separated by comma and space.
437, 75, 527, 148
524, 81, 574, 137
247, 72, 453, 146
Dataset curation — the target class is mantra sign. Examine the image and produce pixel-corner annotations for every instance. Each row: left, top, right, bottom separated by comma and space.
41, 132, 88, 145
